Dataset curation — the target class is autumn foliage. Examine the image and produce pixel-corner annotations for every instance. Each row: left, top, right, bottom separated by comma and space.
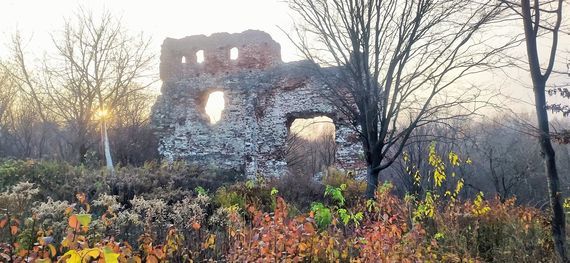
0, 174, 556, 262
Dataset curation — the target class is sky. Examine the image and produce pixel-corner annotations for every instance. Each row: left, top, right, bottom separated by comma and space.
0, 0, 300, 61
0, 0, 567, 118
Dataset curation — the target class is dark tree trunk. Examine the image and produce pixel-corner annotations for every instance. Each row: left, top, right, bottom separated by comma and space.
365, 153, 382, 199
365, 165, 379, 199
79, 143, 88, 164
534, 80, 568, 262
520, 0, 567, 259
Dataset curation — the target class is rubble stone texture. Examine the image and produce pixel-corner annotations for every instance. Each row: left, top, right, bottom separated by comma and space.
152, 30, 363, 177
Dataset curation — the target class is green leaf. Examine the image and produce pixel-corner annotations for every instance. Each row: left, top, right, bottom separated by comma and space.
76, 214, 92, 227
245, 180, 255, 189
270, 187, 279, 196
311, 202, 332, 229
194, 186, 208, 196
338, 209, 350, 225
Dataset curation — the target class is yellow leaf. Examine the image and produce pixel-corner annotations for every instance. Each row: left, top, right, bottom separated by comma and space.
103, 247, 120, 263
62, 250, 81, 263
48, 244, 57, 257
80, 248, 100, 261
299, 243, 308, 252
202, 234, 216, 249
62, 237, 70, 248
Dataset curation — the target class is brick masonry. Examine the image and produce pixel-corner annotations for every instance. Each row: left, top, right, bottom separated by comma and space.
152, 30, 363, 177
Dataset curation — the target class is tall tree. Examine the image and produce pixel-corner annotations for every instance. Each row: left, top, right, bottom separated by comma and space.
4, 8, 155, 164
501, 0, 568, 260
287, 0, 514, 198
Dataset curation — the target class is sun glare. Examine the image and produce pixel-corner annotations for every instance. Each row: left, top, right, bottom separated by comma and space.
205, 91, 225, 124
290, 116, 335, 140
95, 108, 109, 120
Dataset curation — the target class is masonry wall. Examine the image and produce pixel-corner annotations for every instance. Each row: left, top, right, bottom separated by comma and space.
152, 30, 363, 177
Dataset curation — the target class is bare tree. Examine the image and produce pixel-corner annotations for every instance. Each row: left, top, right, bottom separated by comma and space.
0, 69, 15, 125
498, 0, 569, 260
287, 0, 514, 198
108, 87, 159, 165
285, 118, 337, 176
3, 8, 155, 165
0, 68, 17, 156
471, 117, 544, 202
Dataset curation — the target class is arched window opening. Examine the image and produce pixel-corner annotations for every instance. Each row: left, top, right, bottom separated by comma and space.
205, 91, 225, 124
286, 116, 336, 176
196, 50, 205, 64
230, 47, 239, 60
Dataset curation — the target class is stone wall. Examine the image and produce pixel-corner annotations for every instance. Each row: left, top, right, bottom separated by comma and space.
152, 30, 363, 178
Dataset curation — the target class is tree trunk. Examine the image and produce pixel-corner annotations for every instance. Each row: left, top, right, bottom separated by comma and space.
520, 0, 567, 259
365, 165, 379, 199
533, 81, 568, 262
365, 153, 382, 199
102, 120, 114, 175
79, 143, 88, 164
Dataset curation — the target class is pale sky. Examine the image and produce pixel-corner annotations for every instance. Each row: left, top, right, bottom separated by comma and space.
0, 0, 301, 61
0, 0, 567, 117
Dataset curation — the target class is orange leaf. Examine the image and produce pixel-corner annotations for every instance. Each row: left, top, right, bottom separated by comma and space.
18, 249, 28, 257
64, 207, 73, 216
0, 217, 7, 228
147, 255, 159, 263
247, 205, 256, 214
192, 222, 201, 230
68, 215, 80, 230
10, 225, 18, 235
299, 243, 308, 252
303, 222, 315, 234
48, 244, 57, 257
154, 248, 165, 259
76, 193, 86, 204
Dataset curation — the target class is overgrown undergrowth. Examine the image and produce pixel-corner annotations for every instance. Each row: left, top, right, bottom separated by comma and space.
0, 160, 559, 262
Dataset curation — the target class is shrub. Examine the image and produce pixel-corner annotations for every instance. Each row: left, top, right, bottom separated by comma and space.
0, 160, 558, 262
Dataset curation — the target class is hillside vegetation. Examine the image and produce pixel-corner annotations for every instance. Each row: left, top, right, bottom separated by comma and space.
0, 156, 561, 262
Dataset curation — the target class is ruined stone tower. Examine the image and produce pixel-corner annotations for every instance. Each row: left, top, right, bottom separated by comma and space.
152, 30, 362, 177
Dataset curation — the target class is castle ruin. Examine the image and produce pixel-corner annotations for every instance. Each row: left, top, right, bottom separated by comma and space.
151, 30, 362, 177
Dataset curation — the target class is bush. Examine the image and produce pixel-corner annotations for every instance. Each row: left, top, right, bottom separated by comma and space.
434, 196, 554, 262
0, 159, 246, 206
271, 172, 325, 211
0, 160, 558, 262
